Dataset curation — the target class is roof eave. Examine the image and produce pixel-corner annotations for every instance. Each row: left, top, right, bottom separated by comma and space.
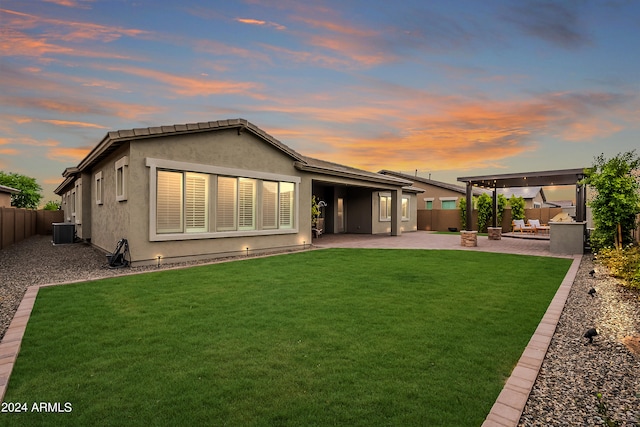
295, 162, 412, 187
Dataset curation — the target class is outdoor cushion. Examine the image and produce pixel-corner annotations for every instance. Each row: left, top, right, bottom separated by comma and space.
528, 219, 541, 228
512, 219, 534, 232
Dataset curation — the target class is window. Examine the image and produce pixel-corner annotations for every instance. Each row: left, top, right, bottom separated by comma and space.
185, 173, 208, 232
424, 198, 434, 210
380, 195, 391, 221
440, 198, 457, 210
216, 176, 237, 231
401, 197, 409, 220
238, 178, 256, 230
157, 171, 183, 233
262, 181, 278, 229
115, 156, 128, 202
379, 193, 409, 221
279, 182, 294, 229
147, 157, 300, 241
95, 171, 103, 205
157, 171, 209, 234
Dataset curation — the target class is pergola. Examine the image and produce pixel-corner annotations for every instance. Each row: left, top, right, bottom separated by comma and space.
457, 168, 588, 231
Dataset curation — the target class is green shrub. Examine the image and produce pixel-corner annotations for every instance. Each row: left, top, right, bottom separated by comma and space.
459, 197, 467, 230
476, 193, 492, 232
43, 200, 61, 211
595, 246, 640, 290
509, 196, 525, 221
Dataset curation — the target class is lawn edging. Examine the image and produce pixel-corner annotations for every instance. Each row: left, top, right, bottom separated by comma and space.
482, 254, 583, 427
0, 285, 39, 402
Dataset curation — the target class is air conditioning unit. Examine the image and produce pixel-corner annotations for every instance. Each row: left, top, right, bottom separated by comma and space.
52, 222, 75, 245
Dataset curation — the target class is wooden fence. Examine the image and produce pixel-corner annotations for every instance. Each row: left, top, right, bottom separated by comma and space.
417, 207, 564, 233
0, 208, 64, 250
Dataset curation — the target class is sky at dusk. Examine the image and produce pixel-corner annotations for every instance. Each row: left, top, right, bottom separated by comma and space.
1, 0, 639, 203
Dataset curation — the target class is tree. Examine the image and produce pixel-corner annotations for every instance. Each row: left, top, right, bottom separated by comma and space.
43, 200, 61, 211
509, 196, 525, 221
0, 171, 43, 209
583, 151, 640, 250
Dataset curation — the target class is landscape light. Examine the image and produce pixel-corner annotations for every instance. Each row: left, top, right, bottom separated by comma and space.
584, 328, 598, 344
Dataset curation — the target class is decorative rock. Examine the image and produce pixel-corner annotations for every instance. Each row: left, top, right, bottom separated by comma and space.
460, 230, 478, 247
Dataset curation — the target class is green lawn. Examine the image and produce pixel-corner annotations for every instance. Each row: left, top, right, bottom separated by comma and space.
2, 249, 572, 426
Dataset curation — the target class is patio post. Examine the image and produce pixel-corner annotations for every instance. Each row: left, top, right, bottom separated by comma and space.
492, 187, 498, 228
390, 189, 402, 236
465, 182, 473, 231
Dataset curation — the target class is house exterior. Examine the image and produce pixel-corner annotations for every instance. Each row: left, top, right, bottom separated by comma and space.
496, 186, 546, 208
378, 171, 486, 210
55, 119, 420, 266
0, 184, 20, 208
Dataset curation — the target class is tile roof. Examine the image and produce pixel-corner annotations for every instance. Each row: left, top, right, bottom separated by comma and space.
378, 170, 487, 196
56, 119, 410, 193
0, 184, 20, 194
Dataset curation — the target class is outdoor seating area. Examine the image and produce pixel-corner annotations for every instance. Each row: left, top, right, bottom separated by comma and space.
512, 219, 550, 236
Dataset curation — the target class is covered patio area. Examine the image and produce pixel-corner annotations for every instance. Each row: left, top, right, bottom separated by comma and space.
457, 168, 588, 231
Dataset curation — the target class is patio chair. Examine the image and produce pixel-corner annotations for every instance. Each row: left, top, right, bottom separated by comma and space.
512, 219, 535, 233
528, 219, 550, 234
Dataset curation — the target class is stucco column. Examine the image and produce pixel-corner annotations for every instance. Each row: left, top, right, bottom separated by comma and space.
390, 189, 402, 236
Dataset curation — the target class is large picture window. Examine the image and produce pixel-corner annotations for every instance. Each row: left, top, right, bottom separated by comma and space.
149, 158, 298, 240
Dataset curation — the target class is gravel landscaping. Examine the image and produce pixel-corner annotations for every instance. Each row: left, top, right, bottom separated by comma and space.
519, 254, 639, 426
1, 235, 638, 424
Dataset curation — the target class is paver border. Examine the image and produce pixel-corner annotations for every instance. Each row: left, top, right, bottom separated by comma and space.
482, 254, 582, 426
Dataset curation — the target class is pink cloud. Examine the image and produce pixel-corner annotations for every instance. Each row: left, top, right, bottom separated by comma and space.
235, 17, 286, 31
104, 65, 263, 98
41, 119, 107, 129
46, 146, 92, 162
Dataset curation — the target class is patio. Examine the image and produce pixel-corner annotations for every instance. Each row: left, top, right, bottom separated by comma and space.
313, 230, 568, 258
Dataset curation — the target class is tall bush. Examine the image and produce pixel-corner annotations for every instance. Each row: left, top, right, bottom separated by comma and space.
476, 193, 493, 232
509, 196, 525, 221
583, 151, 640, 250
459, 198, 467, 230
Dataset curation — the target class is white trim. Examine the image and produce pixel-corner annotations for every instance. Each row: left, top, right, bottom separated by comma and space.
423, 197, 435, 201
74, 178, 82, 225
115, 156, 129, 202
95, 171, 103, 205
439, 196, 458, 201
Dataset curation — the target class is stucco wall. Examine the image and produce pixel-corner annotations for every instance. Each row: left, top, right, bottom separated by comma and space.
0, 193, 11, 208
418, 185, 464, 209
90, 143, 131, 254
372, 191, 418, 234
